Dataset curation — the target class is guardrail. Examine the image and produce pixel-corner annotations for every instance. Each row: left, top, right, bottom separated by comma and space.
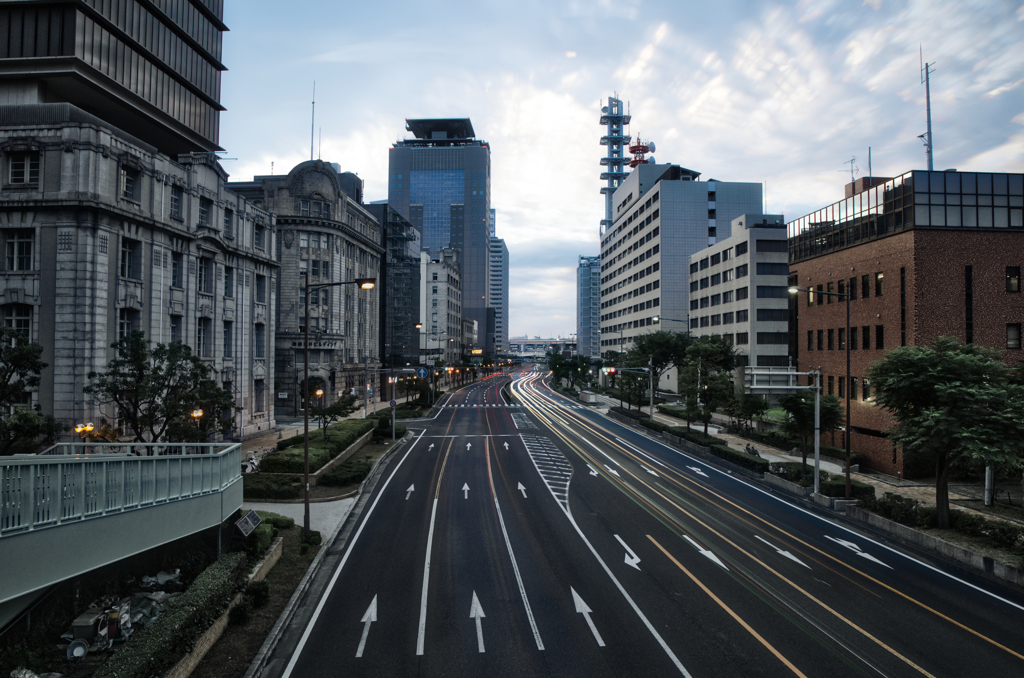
1, 442, 241, 537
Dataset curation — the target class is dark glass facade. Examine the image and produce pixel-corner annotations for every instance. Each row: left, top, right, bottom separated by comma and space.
789, 171, 1024, 263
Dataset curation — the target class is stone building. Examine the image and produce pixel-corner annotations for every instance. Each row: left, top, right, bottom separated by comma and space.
228, 161, 383, 415
0, 106, 277, 438
419, 248, 462, 365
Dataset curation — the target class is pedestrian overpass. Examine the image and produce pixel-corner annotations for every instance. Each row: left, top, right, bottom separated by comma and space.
0, 442, 242, 629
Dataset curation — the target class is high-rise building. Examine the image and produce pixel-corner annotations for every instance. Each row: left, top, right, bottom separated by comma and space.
489, 237, 509, 355
365, 203, 422, 368
420, 248, 462, 365
599, 164, 762, 388
388, 118, 491, 353
577, 255, 602, 359
0, 0, 227, 157
0, 0, 278, 438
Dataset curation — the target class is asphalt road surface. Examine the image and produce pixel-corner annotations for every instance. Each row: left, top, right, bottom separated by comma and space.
266, 366, 1024, 677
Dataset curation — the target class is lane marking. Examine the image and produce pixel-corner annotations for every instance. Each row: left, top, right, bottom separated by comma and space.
470, 591, 486, 653
754, 535, 810, 569
614, 534, 641, 570
355, 595, 377, 658
415, 498, 439, 655
571, 587, 605, 647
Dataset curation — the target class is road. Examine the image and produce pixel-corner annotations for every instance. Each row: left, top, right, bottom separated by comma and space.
268, 366, 1024, 677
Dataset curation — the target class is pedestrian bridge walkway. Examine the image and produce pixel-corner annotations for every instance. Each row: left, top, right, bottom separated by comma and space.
0, 442, 242, 628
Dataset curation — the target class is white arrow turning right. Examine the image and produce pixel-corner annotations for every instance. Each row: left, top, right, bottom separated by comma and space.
587, 464, 599, 476
687, 465, 708, 478
405, 484, 414, 501
754, 535, 810, 569
355, 594, 377, 658
603, 465, 620, 477
470, 591, 486, 653
614, 534, 641, 570
570, 587, 605, 647
462, 483, 470, 499
517, 482, 527, 498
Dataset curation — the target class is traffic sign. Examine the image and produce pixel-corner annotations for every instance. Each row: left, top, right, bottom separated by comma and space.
390, 400, 397, 408
416, 367, 428, 379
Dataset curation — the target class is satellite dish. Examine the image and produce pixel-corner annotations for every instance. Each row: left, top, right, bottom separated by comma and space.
648, 156, 656, 165
601, 107, 609, 113
648, 141, 656, 153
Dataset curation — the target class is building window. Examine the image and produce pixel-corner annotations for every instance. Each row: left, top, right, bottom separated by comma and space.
863, 325, 871, 350
863, 379, 871, 401
828, 375, 834, 395
807, 330, 813, 351
690, 299, 699, 311
711, 273, 721, 286
300, 232, 309, 248
3, 303, 31, 337
8, 152, 39, 185
224, 266, 234, 297
198, 257, 214, 294
170, 315, 182, 342
1008, 324, 1022, 349
816, 284, 824, 305
722, 290, 733, 303
756, 286, 788, 298
1007, 267, 1021, 293
875, 324, 884, 349
300, 200, 310, 216
198, 198, 212, 228
197, 318, 211, 357
736, 264, 749, 278
118, 308, 139, 341
838, 327, 845, 350
5, 229, 33, 271
850, 326, 858, 350
736, 309, 749, 322
826, 282, 834, 303
690, 281, 699, 293
311, 260, 320, 277
838, 376, 845, 398
838, 279, 845, 298
170, 186, 184, 219
689, 262, 699, 274
119, 165, 140, 201
723, 312, 734, 324
120, 238, 142, 279
255, 323, 265, 358
849, 277, 857, 301
827, 329, 834, 350
756, 332, 788, 344
223, 321, 233, 358
254, 379, 266, 413
700, 277, 710, 289
224, 208, 234, 238
256, 275, 267, 303
254, 223, 265, 249
736, 242, 748, 256
735, 332, 749, 345
710, 294, 721, 306
171, 253, 183, 288
875, 272, 884, 297
699, 257, 709, 270
711, 314, 721, 326
736, 287, 748, 301
861, 274, 870, 299
817, 329, 824, 351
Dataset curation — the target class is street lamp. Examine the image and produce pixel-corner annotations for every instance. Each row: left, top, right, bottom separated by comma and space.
191, 408, 203, 429
74, 422, 93, 444
302, 274, 375, 538
789, 284, 852, 500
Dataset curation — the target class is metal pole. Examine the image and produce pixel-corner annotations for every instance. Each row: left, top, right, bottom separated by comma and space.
814, 370, 821, 496
391, 377, 396, 441
845, 290, 852, 499
302, 273, 311, 538
648, 354, 654, 420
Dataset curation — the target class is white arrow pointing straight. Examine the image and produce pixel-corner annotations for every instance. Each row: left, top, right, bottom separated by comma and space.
754, 535, 810, 569
686, 465, 709, 478
355, 595, 377, 658
614, 534, 641, 570
517, 482, 527, 498
587, 464, 599, 476
428, 443, 435, 451
504, 442, 509, 450
466, 442, 472, 450
603, 465, 620, 477
462, 483, 470, 499
470, 591, 486, 653
683, 534, 729, 570
405, 484, 415, 501
571, 587, 605, 647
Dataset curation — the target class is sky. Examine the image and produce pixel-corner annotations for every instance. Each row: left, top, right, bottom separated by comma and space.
218, 0, 1024, 340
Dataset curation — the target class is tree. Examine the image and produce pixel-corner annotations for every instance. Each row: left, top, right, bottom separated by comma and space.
680, 336, 737, 434
777, 390, 844, 470
85, 332, 240, 442
311, 394, 358, 439
632, 330, 690, 394
0, 327, 64, 455
867, 336, 1024, 528
736, 393, 769, 430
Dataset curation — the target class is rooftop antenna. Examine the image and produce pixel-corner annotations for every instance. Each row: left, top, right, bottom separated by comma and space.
318, 128, 322, 160
310, 82, 316, 162
920, 47, 935, 171
271, 161, 274, 176
843, 157, 858, 183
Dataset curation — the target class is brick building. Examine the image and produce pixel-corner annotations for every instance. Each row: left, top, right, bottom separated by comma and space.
789, 170, 1024, 475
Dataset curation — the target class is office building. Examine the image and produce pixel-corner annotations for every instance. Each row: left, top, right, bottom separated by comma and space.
789, 170, 1024, 475
687, 214, 788, 388
420, 248, 462, 365
228, 161, 383, 416
577, 255, 602, 359
388, 118, 491, 353
366, 203, 421, 368
599, 163, 762, 387
489, 237, 509, 355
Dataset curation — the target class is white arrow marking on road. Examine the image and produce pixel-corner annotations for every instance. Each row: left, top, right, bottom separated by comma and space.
428, 444, 435, 451
754, 535, 810, 569
587, 464, 599, 476
570, 587, 605, 647
641, 465, 659, 477
405, 484, 414, 501
355, 595, 377, 658
462, 483, 470, 499
603, 465, 620, 477
614, 534, 641, 570
517, 482, 527, 498
683, 534, 729, 570
466, 442, 472, 450
686, 465, 709, 478
504, 442, 509, 450
615, 438, 666, 467
470, 591, 486, 653
825, 536, 892, 569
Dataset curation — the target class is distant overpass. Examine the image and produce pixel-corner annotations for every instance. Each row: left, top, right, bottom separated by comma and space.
0, 442, 242, 629
508, 338, 578, 361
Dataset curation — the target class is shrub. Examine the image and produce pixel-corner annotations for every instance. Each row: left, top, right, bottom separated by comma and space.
302, 530, 322, 546
707, 444, 770, 473
870, 492, 922, 524
986, 522, 1024, 551
319, 458, 373, 487
245, 522, 273, 563
228, 597, 253, 625
818, 477, 875, 501
95, 552, 247, 678
949, 511, 986, 537
243, 474, 301, 500
248, 580, 270, 608
262, 420, 375, 474
256, 511, 295, 530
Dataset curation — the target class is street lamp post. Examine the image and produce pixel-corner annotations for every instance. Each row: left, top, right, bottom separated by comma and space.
302, 274, 375, 538
789, 285, 852, 499
74, 422, 93, 449
191, 408, 203, 429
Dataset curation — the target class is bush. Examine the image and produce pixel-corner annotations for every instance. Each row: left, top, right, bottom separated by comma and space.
987, 522, 1024, 550
949, 511, 986, 537
319, 458, 373, 487
819, 477, 876, 501
228, 597, 253, 625
870, 492, 923, 524
94, 552, 247, 678
768, 461, 827, 487
244, 522, 273, 563
248, 580, 270, 608
256, 511, 295, 530
302, 530, 322, 546
262, 420, 375, 474
707, 444, 770, 473
243, 474, 301, 500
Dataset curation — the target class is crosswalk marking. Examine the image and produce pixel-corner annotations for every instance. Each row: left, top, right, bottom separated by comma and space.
520, 435, 574, 512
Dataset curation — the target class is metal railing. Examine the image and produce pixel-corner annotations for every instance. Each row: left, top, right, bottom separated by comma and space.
0, 442, 241, 536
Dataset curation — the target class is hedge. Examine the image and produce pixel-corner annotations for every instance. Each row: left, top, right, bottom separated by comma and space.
611, 406, 717, 447
319, 457, 374, 487
256, 511, 295, 530
94, 552, 247, 678
261, 420, 375, 474
707, 444, 770, 473
819, 477, 876, 501
243, 474, 300, 500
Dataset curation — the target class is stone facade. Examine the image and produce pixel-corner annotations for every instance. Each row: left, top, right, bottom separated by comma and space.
228, 161, 383, 416
419, 248, 462, 365
0, 104, 277, 438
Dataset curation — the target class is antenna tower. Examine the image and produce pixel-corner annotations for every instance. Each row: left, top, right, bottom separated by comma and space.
599, 96, 631, 235
920, 48, 935, 171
